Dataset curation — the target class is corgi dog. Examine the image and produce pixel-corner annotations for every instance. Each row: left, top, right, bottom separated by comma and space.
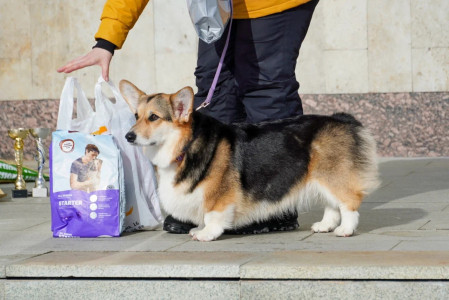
119, 80, 380, 242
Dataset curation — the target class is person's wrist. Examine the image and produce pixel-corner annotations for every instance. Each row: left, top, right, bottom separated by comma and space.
93, 39, 116, 55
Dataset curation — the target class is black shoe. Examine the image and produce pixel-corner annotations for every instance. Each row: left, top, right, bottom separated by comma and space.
163, 211, 299, 235
163, 215, 196, 234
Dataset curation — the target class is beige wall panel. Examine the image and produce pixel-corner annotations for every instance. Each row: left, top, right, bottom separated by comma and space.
154, 53, 197, 95
110, 2, 156, 95
30, 0, 71, 100
368, 0, 412, 93
1, 0, 449, 100
324, 50, 368, 94
48, 0, 154, 99
0, 0, 32, 100
153, 0, 197, 92
60, 0, 105, 97
412, 48, 449, 92
0, 0, 31, 59
65, 1, 104, 56
297, 1, 325, 94
411, 0, 449, 48
322, 0, 367, 50
0, 58, 32, 100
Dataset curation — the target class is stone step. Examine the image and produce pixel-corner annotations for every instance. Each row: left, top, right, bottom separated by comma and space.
2, 250, 449, 300
5, 251, 449, 280
3, 279, 449, 300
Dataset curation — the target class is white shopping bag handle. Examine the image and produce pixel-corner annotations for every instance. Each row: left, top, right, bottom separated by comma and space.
57, 77, 94, 130
94, 76, 134, 135
95, 77, 129, 112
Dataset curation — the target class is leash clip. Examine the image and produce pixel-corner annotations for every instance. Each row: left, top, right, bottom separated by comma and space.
196, 101, 210, 111
195, 7, 232, 112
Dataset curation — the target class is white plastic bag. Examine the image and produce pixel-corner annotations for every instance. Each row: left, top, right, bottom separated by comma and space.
94, 77, 163, 231
187, 0, 231, 43
54, 77, 125, 237
57, 77, 97, 132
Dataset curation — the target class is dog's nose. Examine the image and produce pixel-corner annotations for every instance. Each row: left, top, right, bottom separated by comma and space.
125, 131, 136, 143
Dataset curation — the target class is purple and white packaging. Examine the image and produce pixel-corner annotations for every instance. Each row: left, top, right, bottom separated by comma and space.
50, 130, 125, 237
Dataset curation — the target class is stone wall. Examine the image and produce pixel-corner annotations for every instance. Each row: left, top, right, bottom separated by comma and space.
0, 0, 448, 158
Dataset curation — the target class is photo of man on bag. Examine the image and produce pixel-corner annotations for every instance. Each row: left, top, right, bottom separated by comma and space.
70, 144, 103, 193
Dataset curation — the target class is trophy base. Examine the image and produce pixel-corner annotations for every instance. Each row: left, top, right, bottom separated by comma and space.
12, 189, 28, 198
32, 187, 48, 198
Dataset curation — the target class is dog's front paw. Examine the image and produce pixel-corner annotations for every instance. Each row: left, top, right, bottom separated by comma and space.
191, 227, 222, 242
334, 225, 355, 237
311, 221, 337, 233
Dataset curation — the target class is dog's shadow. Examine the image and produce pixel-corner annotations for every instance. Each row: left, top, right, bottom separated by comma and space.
302, 159, 447, 233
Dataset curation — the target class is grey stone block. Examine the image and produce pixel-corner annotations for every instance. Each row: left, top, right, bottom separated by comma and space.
241, 280, 449, 300
240, 251, 449, 280
168, 230, 313, 252
5, 280, 239, 300
376, 230, 449, 241
420, 212, 449, 230
393, 240, 449, 251
6, 251, 254, 279
0, 255, 38, 278
0, 280, 4, 300
299, 233, 400, 251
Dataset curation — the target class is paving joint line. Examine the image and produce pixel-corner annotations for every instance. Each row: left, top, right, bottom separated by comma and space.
418, 220, 431, 230
22, 220, 50, 231
388, 241, 403, 251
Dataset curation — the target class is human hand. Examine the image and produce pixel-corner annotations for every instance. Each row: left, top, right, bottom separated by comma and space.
57, 48, 113, 81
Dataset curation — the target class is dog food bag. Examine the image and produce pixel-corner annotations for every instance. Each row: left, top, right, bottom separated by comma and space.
50, 130, 125, 237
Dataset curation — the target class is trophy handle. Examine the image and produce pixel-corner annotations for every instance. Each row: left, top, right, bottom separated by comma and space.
13, 138, 26, 190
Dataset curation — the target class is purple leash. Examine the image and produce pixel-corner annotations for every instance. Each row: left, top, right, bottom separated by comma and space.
196, 0, 233, 111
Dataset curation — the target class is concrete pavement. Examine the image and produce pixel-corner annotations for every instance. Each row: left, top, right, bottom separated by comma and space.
0, 158, 448, 299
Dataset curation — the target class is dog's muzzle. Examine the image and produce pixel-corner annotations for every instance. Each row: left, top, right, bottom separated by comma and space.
125, 131, 137, 143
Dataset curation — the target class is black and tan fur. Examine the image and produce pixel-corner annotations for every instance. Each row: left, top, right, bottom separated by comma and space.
120, 80, 380, 242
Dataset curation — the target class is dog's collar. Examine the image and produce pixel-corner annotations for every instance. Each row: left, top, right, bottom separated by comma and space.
175, 138, 195, 165
175, 152, 185, 163
175, 146, 188, 164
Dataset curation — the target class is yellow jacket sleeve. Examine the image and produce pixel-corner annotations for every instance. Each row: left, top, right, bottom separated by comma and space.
233, 0, 312, 19
95, 0, 149, 49
94, 0, 313, 49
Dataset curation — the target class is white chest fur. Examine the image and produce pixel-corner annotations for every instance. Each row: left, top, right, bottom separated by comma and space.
157, 165, 205, 225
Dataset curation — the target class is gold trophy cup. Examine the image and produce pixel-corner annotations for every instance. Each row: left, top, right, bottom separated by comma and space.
8, 128, 30, 198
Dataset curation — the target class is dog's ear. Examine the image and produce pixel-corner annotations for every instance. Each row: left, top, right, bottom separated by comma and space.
169, 86, 194, 123
119, 80, 145, 113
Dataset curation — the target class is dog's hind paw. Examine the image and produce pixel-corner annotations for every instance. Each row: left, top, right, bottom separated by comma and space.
311, 221, 337, 233
334, 226, 355, 237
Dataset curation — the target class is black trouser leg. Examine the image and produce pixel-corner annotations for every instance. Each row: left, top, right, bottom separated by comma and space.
234, 0, 319, 123
194, 0, 318, 124
193, 24, 246, 124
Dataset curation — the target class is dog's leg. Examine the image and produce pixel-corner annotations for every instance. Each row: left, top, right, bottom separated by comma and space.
191, 206, 234, 242
307, 180, 361, 237
334, 205, 359, 237
311, 206, 341, 233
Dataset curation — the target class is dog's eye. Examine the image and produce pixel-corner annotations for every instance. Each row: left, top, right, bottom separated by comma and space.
148, 114, 160, 122
134, 113, 138, 120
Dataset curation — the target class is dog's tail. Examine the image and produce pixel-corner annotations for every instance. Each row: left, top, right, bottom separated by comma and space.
331, 112, 380, 194
354, 124, 381, 195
